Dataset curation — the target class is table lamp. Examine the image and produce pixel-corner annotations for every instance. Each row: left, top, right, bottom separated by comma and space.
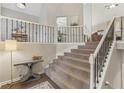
5, 40, 17, 88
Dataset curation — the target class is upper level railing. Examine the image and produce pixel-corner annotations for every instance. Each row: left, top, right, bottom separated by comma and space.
114, 16, 123, 41
57, 26, 89, 43
89, 18, 115, 89
0, 16, 89, 43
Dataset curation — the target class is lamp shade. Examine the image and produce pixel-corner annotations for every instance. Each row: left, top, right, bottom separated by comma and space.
5, 40, 17, 51
16, 3, 26, 9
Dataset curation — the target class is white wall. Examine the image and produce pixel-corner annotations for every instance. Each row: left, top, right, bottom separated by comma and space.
83, 3, 92, 36
120, 51, 124, 89
102, 46, 122, 89
39, 3, 83, 26
0, 42, 56, 86
102, 42, 124, 89
1, 3, 84, 26
116, 41, 124, 88
1, 7, 39, 22
1, 3, 42, 17
39, 4, 48, 25
92, 3, 124, 32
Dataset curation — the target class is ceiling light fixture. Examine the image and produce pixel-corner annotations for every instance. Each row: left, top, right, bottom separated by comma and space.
105, 4, 119, 9
16, 3, 26, 9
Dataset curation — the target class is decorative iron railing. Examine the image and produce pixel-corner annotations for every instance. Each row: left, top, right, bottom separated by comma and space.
0, 16, 89, 43
0, 16, 55, 43
57, 26, 88, 43
89, 18, 115, 89
115, 16, 123, 41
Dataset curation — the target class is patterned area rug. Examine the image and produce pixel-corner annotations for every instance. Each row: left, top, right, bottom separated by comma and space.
29, 81, 54, 89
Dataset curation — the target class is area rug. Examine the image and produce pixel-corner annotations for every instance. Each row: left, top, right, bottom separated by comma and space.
29, 81, 54, 89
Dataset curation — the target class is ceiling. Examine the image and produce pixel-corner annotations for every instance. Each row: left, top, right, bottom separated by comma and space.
1, 3, 42, 17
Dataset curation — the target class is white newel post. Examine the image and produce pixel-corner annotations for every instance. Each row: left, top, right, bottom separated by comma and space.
89, 54, 95, 89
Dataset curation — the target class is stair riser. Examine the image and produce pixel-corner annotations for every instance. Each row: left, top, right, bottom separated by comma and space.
55, 62, 90, 79
58, 58, 90, 71
85, 42, 99, 46
50, 65, 89, 89
46, 66, 69, 89
78, 45, 97, 49
71, 49, 94, 54
64, 53, 89, 60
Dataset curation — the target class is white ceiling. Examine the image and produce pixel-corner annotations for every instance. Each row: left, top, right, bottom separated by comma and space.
1, 3, 42, 17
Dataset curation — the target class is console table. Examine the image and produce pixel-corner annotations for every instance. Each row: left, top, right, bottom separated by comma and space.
14, 60, 43, 83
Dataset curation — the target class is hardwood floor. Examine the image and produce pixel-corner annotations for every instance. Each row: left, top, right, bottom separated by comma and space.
1, 73, 60, 89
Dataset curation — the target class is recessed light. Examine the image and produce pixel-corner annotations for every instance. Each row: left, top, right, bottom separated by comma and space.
16, 3, 26, 9
105, 4, 119, 9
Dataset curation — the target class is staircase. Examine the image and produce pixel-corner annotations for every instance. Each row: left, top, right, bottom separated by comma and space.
45, 42, 99, 89
45, 17, 115, 89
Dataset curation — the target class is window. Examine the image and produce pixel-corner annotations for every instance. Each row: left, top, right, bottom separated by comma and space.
56, 16, 67, 27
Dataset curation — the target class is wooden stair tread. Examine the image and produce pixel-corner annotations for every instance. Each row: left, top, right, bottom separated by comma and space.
50, 67, 76, 89
54, 64, 89, 85
61, 56, 89, 63
59, 60, 90, 73
72, 49, 95, 51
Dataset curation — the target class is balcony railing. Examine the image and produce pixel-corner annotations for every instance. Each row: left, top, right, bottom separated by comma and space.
0, 16, 89, 43
57, 26, 88, 43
